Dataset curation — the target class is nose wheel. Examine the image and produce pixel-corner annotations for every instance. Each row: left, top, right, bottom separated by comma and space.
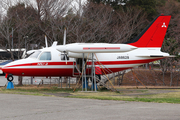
7, 74, 14, 82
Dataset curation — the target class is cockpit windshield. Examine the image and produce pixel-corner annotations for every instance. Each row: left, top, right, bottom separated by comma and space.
28, 51, 41, 58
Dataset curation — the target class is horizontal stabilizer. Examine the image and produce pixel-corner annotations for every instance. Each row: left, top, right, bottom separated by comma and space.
150, 55, 163, 57
137, 55, 176, 57
137, 55, 163, 57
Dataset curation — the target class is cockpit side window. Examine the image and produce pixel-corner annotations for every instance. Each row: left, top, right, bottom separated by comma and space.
39, 52, 51, 60
29, 51, 41, 58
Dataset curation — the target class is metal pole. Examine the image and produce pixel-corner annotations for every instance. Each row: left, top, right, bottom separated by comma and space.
69, 77, 70, 88
61, 77, 62, 88
66, 77, 67, 88
84, 58, 87, 91
113, 73, 115, 85
58, 77, 60, 87
91, 53, 93, 91
31, 77, 33, 84
83, 53, 87, 91
93, 53, 96, 92
146, 63, 148, 69
82, 53, 84, 91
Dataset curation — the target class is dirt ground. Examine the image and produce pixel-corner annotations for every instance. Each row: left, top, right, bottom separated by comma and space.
118, 69, 180, 86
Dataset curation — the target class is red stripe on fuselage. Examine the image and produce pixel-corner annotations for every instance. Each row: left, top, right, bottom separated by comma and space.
83, 47, 120, 50
6, 61, 74, 68
3, 68, 73, 77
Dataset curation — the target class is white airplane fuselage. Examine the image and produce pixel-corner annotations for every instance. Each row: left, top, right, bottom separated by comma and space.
1, 45, 168, 77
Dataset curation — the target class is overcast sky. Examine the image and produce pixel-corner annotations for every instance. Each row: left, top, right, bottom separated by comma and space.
0, 0, 87, 15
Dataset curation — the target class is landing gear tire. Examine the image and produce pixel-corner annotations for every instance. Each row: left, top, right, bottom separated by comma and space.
7, 74, 14, 82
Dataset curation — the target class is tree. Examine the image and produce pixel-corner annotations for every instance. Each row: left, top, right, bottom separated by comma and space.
30, 0, 73, 46
4, 2, 39, 85
160, 38, 180, 86
157, 0, 180, 43
7, 3, 39, 51
127, 0, 157, 18
90, 0, 127, 10
62, 2, 147, 44
0, 15, 15, 60
157, 0, 180, 86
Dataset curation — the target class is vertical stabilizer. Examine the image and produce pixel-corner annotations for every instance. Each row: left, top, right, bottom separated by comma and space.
126, 15, 171, 48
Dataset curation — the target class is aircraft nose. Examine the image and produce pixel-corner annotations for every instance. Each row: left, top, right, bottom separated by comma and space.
1, 62, 14, 74
0, 66, 3, 74
1, 65, 9, 74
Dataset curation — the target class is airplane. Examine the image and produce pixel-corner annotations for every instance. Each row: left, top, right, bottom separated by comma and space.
1, 14, 172, 82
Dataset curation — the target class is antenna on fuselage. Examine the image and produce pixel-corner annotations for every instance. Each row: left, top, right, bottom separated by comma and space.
45, 35, 48, 48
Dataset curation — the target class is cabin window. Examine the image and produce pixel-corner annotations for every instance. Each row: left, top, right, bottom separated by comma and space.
29, 51, 41, 58
39, 52, 51, 60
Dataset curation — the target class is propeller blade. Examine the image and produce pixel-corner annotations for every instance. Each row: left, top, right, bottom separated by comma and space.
45, 35, 48, 48
63, 28, 66, 45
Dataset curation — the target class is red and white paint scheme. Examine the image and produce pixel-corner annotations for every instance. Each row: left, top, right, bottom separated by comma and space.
2, 15, 172, 81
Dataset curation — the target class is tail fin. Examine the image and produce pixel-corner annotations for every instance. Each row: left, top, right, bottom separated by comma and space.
126, 15, 171, 48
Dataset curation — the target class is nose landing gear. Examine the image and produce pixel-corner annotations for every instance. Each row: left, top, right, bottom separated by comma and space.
6, 74, 14, 89
7, 74, 14, 82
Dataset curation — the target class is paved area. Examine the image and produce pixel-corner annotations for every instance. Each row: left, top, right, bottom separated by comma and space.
0, 94, 180, 120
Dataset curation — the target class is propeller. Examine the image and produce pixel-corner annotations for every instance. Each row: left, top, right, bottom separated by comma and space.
63, 28, 67, 64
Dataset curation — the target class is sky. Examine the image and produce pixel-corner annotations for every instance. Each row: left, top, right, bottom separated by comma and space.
0, 0, 87, 16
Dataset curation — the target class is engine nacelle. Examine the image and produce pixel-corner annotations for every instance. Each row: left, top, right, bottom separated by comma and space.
56, 43, 137, 53
67, 52, 93, 59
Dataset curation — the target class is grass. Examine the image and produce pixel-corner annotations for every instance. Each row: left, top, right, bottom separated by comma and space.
0, 85, 79, 96
68, 89, 180, 104
1, 85, 180, 104
68, 91, 180, 104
